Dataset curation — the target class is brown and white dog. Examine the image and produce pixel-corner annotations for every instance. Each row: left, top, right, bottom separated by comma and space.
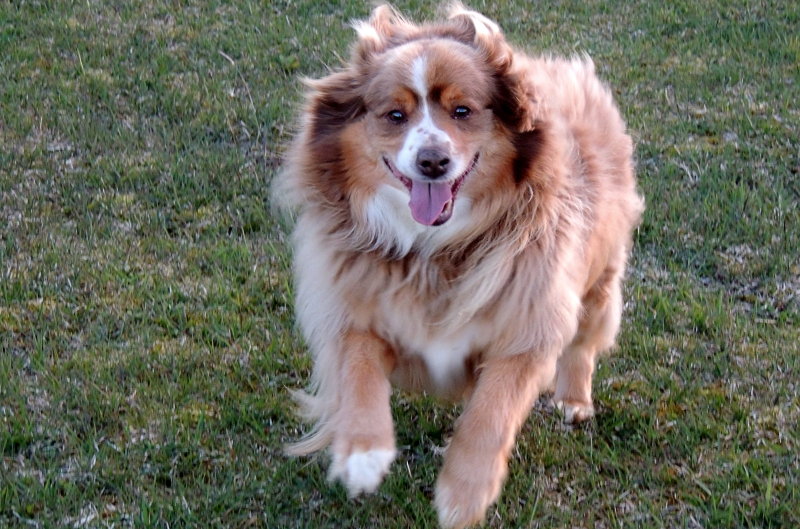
276, 4, 643, 527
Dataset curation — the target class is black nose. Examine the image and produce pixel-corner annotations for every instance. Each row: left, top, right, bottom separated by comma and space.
416, 148, 450, 179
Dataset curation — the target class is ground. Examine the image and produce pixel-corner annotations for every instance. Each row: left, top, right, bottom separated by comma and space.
1, 1, 798, 527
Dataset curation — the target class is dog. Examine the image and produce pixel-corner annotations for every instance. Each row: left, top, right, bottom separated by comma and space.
275, 4, 643, 527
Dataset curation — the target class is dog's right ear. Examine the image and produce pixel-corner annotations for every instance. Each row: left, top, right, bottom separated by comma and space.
351, 4, 413, 61
304, 6, 413, 143
304, 70, 366, 144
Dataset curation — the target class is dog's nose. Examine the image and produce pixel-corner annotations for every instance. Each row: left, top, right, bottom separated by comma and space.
416, 148, 450, 179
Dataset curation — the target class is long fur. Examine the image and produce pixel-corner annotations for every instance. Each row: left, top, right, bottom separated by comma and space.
275, 3, 643, 526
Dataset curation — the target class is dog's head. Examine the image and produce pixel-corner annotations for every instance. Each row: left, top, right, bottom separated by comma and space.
300, 4, 539, 238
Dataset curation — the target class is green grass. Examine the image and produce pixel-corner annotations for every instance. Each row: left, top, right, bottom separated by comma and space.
1, 1, 798, 527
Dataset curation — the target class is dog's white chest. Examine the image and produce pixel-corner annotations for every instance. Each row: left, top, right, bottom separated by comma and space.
384, 318, 486, 389
420, 331, 477, 385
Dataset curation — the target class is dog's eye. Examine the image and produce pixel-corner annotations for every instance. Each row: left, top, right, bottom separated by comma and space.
453, 106, 472, 120
386, 110, 407, 124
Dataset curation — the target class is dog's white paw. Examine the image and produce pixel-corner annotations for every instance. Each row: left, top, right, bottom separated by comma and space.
552, 399, 595, 424
329, 449, 396, 496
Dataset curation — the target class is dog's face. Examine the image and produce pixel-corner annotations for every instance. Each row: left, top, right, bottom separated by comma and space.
300, 5, 539, 246
362, 40, 495, 226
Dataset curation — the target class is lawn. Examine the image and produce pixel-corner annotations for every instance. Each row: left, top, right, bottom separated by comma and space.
1, 1, 798, 527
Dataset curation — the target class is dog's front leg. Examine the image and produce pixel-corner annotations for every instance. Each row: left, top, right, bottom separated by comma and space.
435, 351, 556, 529
328, 329, 397, 496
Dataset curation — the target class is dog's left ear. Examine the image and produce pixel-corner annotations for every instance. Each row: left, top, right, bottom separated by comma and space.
447, 3, 539, 132
351, 4, 414, 62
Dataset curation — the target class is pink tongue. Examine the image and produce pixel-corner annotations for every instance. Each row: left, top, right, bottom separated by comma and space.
409, 181, 453, 225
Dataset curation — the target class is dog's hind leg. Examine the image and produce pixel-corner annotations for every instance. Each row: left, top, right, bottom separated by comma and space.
327, 329, 397, 496
552, 266, 623, 424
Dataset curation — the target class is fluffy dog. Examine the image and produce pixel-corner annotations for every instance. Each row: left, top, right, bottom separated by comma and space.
276, 4, 643, 527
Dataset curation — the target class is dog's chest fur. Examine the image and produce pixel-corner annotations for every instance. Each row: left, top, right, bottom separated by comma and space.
339, 246, 498, 393
380, 303, 489, 391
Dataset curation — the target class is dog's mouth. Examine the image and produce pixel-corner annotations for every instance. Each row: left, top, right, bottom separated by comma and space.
383, 153, 479, 226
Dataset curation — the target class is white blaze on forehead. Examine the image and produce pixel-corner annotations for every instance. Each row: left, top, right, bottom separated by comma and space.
411, 54, 429, 100
395, 55, 454, 179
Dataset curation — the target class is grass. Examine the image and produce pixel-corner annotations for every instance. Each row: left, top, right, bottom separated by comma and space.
1, 0, 798, 527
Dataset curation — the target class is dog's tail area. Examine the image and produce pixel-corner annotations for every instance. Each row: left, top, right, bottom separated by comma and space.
284, 389, 336, 456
